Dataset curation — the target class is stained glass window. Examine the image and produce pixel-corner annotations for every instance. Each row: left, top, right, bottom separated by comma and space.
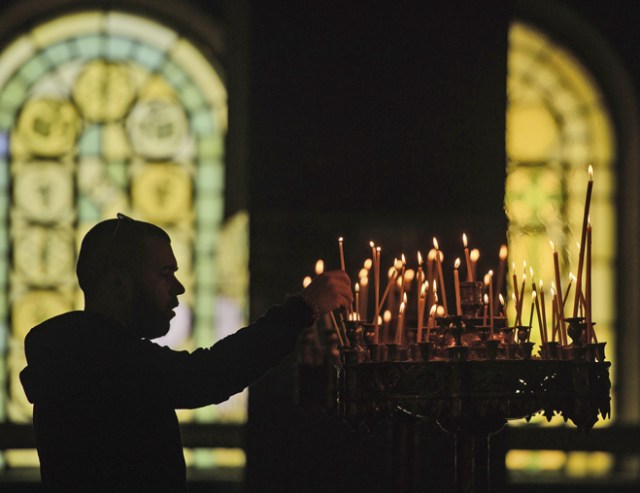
505, 21, 616, 479
0, 10, 248, 468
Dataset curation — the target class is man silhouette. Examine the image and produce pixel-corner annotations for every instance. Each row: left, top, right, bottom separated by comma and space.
20, 214, 352, 492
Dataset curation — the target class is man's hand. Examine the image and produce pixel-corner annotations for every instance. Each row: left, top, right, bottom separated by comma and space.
302, 270, 353, 315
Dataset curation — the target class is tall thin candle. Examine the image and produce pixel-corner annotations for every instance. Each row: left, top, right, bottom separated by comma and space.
495, 244, 508, 315
433, 238, 448, 314
586, 222, 592, 343
573, 165, 594, 317
338, 237, 346, 272
463, 234, 473, 281
454, 258, 462, 316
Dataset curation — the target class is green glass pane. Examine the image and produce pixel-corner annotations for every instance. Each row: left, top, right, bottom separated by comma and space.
134, 44, 164, 69
181, 84, 205, 112
196, 162, 223, 191
105, 37, 133, 60
18, 56, 49, 83
197, 136, 223, 159
0, 108, 14, 130
107, 161, 127, 187
77, 125, 101, 155
75, 35, 102, 58
0, 79, 28, 111
191, 110, 214, 135
77, 195, 100, 221
45, 42, 73, 64
161, 60, 187, 88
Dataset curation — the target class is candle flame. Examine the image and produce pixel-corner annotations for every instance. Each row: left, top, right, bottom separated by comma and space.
388, 266, 398, 279
532, 290, 537, 300
433, 237, 439, 250
417, 251, 423, 265
588, 164, 593, 181
396, 276, 403, 288
550, 287, 556, 297
499, 244, 508, 260
315, 259, 325, 276
376, 246, 381, 255
470, 248, 480, 262
404, 269, 415, 282
369, 241, 375, 249
462, 233, 468, 248
512, 293, 517, 303
360, 276, 369, 287
355, 282, 360, 292
303, 276, 312, 288
499, 293, 505, 305
539, 279, 544, 290
359, 268, 368, 279
394, 258, 403, 270
383, 310, 392, 323
522, 260, 527, 270
420, 281, 428, 296
512, 261, 516, 270
433, 279, 438, 292
401, 253, 406, 265
377, 315, 383, 325
364, 258, 373, 270
436, 305, 446, 317
429, 304, 438, 316
399, 301, 406, 315
454, 258, 461, 269
339, 237, 343, 243
529, 266, 534, 277
484, 273, 491, 285
569, 272, 576, 282
403, 292, 408, 304
488, 269, 494, 276
549, 240, 556, 252
428, 249, 438, 261
483, 294, 489, 304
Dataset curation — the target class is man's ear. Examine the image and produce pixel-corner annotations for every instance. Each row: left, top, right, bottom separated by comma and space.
107, 268, 133, 301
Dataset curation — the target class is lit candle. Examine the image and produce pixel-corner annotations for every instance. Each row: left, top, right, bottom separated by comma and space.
338, 237, 346, 272
417, 281, 427, 342
370, 241, 380, 342
426, 249, 437, 316
539, 280, 548, 344
550, 241, 565, 334
562, 273, 575, 311
315, 259, 325, 276
486, 270, 494, 332
528, 290, 536, 328
586, 221, 592, 343
427, 304, 437, 340
382, 310, 392, 344
355, 282, 360, 321
454, 258, 462, 316
516, 273, 526, 326
463, 233, 473, 281
470, 248, 480, 282
483, 294, 489, 326
399, 254, 407, 308
499, 293, 508, 334
495, 244, 508, 313
396, 300, 406, 345
377, 266, 399, 319
417, 251, 424, 321
512, 261, 520, 319
550, 287, 558, 342
433, 238, 448, 315
573, 165, 594, 317
302, 276, 312, 288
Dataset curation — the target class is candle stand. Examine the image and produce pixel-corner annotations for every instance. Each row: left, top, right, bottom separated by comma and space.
336, 316, 611, 493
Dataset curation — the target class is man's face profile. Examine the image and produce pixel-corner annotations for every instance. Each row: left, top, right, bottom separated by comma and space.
128, 236, 185, 339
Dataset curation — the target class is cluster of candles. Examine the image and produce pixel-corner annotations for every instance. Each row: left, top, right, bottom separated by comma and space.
303, 166, 598, 355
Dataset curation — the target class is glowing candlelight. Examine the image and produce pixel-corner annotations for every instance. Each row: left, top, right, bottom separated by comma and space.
382, 309, 392, 343
433, 237, 448, 314
396, 301, 406, 344
563, 273, 575, 311
495, 244, 508, 313
499, 293, 508, 332
359, 275, 369, 321
302, 276, 312, 288
470, 248, 480, 282
573, 165, 594, 318
417, 281, 427, 342
355, 282, 360, 321
399, 254, 407, 305
377, 267, 399, 318
463, 233, 473, 281
512, 261, 520, 319
485, 270, 494, 332
315, 259, 325, 276
454, 258, 462, 316
370, 241, 380, 341
483, 294, 489, 326
427, 304, 437, 340
338, 237, 346, 272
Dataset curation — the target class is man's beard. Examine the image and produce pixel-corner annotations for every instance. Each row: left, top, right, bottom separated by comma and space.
130, 289, 171, 340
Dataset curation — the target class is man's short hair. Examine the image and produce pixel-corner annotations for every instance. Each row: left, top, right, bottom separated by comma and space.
76, 214, 170, 296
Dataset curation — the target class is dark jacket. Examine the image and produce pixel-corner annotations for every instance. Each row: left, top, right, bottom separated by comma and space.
20, 295, 314, 493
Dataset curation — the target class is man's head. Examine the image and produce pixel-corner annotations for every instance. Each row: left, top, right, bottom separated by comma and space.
77, 214, 185, 339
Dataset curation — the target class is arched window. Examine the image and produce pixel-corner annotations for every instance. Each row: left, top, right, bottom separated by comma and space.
0, 9, 248, 468
505, 20, 616, 478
